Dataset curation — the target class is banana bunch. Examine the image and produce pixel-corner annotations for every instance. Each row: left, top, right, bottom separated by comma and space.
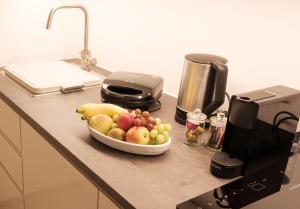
76, 103, 127, 120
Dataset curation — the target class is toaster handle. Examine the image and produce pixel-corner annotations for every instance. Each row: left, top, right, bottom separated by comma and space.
204, 61, 228, 114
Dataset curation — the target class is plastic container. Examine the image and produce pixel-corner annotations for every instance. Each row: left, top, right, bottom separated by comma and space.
183, 109, 207, 146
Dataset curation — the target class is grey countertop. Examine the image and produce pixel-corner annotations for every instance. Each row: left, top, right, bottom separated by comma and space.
0, 59, 230, 209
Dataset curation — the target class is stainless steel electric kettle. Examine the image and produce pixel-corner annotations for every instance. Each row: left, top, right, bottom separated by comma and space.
175, 54, 228, 124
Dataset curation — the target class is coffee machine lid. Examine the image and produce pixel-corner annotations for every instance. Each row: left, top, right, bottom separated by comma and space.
185, 53, 228, 65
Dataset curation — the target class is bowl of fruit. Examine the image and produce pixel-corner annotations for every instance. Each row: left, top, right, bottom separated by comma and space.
76, 103, 172, 155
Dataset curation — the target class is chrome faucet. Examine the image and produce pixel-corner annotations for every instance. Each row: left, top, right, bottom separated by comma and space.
46, 4, 97, 71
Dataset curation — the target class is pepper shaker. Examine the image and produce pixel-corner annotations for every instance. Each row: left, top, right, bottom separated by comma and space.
207, 110, 227, 151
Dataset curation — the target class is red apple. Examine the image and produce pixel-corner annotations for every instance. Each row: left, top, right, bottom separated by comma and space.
117, 113, 134, 131
126, 127, 151, 145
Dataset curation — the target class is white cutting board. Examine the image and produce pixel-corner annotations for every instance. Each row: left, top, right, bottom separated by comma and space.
4, 61, 102, 94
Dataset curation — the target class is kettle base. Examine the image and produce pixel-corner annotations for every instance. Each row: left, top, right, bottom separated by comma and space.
175, 106, 188, 125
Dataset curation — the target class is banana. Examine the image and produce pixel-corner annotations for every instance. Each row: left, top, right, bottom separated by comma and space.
79, 103, 127, 120
76, 103, 98, 114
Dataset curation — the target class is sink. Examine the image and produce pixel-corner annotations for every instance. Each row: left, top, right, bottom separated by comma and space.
4, 61, 103, 95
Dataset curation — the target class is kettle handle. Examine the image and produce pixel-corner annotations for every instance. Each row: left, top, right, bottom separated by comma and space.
203, 61, 228, 115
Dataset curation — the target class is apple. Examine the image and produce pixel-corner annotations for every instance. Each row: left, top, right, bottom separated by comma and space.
126, 127, 151, 145
89, 114, 113, 135
117, 113, 134, 131
107, 128, 126, 140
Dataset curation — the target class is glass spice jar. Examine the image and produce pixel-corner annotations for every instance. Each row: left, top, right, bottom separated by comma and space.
184, 109, 207, 146
207, 110, 227, 151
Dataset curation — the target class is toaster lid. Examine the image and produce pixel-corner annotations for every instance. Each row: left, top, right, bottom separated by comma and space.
102, 71, 163, 98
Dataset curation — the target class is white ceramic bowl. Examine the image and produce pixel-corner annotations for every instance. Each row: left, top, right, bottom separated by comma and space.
88, 125, 171, 155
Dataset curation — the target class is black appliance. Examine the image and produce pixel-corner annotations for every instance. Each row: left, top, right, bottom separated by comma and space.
101, 71, 163, 111
177, 153, 300, 209
211, 85, 300, 178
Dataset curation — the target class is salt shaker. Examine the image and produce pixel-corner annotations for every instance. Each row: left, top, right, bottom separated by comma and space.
184, 109, 207, 146
207, 110, 227, 151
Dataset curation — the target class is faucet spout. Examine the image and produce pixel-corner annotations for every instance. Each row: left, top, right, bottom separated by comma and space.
46, 4, 96, 71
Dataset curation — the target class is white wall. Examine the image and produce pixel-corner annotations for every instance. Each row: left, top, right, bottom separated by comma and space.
1, 0, 300, 97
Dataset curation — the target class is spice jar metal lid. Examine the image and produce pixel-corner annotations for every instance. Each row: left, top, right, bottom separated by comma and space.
187, 109, 207, 123
210, 110, 227, 127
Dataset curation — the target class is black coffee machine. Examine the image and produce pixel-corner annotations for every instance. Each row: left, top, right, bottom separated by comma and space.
211, 85, 300, 178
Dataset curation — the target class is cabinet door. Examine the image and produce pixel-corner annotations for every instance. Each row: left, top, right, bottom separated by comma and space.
0, 165, 24, 209
21, 119, 98, 209
0, 133, 23, 191
98, 190, 119, 209
0, 99, 21, 152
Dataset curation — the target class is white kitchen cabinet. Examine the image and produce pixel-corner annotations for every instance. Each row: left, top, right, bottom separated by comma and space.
0, 165, 24, 209
0, 99, 21, 152
0, 133, 23, 191
0, 97, 121, 209
21, 119, 98, 209
98, 190, 120, 209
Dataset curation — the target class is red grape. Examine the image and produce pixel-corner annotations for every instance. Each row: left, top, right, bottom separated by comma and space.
142, 111, 150, 118
135, 109, 142, 116
141, 118, 148, 127
148, 117, 156, 125
147, 123, 154, 131
133, 118, 142, 127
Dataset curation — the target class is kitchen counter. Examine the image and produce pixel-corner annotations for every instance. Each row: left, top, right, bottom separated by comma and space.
0, 59, 230, 209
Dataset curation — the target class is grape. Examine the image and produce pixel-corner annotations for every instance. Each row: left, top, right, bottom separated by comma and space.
135, 109, 142, 116
147, 123, 154, 131
135, 114, 141, 119
155, 118, 162, 125
164, 124, 172, 132
111, 122, 118, 129
112, 114, 120, 122
142, 111, 150, 118
148, 117, 156, 125
155, 134, 165, 144
150, 129, 159, 139
133, 118, 142, 127
157, 124, 165, 133
141, 118, 148, 127
162, 131, 170, 141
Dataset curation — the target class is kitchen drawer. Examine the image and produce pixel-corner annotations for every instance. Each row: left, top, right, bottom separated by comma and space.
0, 164, 24, 209
0, 133, 23, 191
98, 190, 119, 209
21, 119, 98, 209
0, 99, 21, 152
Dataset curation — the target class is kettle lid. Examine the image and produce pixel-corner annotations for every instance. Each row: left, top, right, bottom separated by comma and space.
185, 53, 227, 64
